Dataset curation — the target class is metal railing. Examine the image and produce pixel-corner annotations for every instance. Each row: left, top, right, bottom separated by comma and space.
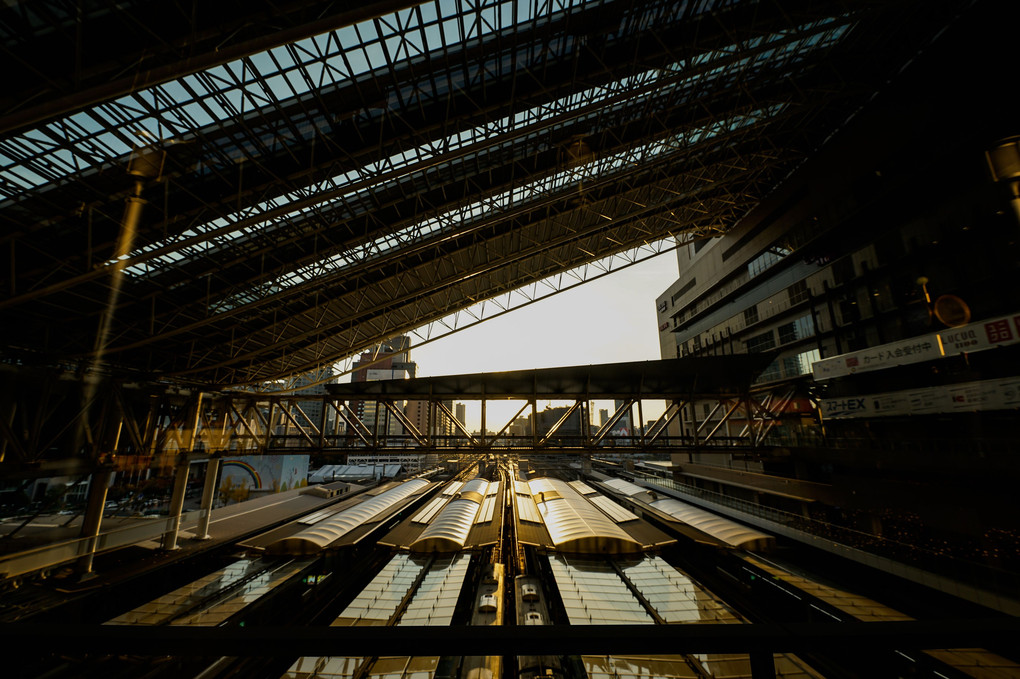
632, 471, 1020, 601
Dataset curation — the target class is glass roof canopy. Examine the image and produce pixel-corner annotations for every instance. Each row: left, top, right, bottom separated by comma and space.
0, 0, 955, 386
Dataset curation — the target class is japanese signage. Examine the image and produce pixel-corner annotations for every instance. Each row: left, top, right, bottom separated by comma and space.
938, 313, 1020, 354
812, 311, 1020, 381
811, 337, 942, 380
820, 376, 1020, 419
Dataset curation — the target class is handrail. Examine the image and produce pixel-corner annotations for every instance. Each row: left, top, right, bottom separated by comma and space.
631, 471, 1019, 600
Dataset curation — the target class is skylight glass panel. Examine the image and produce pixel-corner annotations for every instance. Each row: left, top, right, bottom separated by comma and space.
412, 495, 449, 524
619, 556, 741, 624
441, 480, 464, 495
550, 555, 652, 625
333, 553, 426, 625
589, 495, 639, 523
476, 495, 498, 523
106, 558, 265, 625
2, 0, 608, 201
106, 558, 310, 627
92, 20, 837, 284
516, 493, 543, 523
568, 480, 598, 495
398, 554, 470, 626
1, 3, 851, 213
201, 103, 778, 306
170, 560, 307, 627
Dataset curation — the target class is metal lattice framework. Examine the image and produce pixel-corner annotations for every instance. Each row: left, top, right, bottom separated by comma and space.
0, 0, 960, 386
0, 356, 794, 476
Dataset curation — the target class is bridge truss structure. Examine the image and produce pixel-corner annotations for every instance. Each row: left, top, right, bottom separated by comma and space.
0, 357, 807, 479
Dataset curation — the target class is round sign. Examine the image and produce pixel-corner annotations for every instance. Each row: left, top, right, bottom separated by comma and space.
934, 294, 971, 327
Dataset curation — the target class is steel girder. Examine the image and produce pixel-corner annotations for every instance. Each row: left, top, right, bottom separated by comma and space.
0, 356, 779, 474
0, 0, 963, 386
0, 1, 421, 134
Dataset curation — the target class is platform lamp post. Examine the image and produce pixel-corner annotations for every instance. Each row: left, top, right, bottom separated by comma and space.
985, 136, 1020, 224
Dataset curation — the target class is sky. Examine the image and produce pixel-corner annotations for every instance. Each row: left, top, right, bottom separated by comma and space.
408, 249, 681, 431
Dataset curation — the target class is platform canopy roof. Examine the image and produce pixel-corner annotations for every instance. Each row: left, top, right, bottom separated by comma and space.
0, 0, 960, 386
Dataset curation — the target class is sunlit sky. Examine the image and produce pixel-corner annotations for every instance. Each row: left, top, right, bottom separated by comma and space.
408, 250, 681, 431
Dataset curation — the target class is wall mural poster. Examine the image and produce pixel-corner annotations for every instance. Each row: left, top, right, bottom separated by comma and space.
219, 456, 309, 504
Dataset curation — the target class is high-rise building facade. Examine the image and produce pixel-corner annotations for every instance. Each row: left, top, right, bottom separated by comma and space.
652, 30, 1019, 579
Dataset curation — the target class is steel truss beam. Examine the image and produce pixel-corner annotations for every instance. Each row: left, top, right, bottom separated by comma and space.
0, 2, 421, 135
0, 358, 804, 478
0, 0, 957, 387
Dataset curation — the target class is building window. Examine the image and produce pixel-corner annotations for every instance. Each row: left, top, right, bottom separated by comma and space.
782, 348, 821, 377
778, 314, 815, 344
671, 277, 697, 305
839, 297, 859, 324
757, 359, 782, 383
745, 330, 776, 353
743, 305, 759, 326
747, 246, 790, 279
832, 257, 855, 285
755, 348, 821, 384
787, 280, 810, 305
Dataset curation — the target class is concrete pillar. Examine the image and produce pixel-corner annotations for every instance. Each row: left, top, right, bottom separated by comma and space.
195, 458, 220, 540
77, 469, 112, 575
161, 461, 191, 550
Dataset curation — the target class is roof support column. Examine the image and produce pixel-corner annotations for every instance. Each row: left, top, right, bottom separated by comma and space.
163, 392, 201, 550
194, 457, 221, 540
161, 460, 191, 550
75, 468, 111, 576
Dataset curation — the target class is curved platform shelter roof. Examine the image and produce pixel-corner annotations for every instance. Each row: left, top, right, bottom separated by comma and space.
650, 498, 775, 551
267, 478, 430, 555
530, 477, 642, 554
409, 477, 489, 552
600, 477, 658, 503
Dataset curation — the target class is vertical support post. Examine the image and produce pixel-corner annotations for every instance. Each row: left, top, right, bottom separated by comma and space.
531, 399, 538, 448
582, 400, 591, 447
263, 400, 275, 452
318, 394, 326, 452
636, 399, 644, 446
750, 651, 776, 679
195, 458, 220, 540
691, 394, 700, 453
372, 399, 380, 449
161, 460, 191, 550
480, 397, 487, 448
76, 468, 112, 576
426, 395, 434, 449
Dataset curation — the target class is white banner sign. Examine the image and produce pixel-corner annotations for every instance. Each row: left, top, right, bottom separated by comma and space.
812, 311, 1020, 381
811, 337, 942, 380
820, 376, 1020, 419
938, 313, 1020, 355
